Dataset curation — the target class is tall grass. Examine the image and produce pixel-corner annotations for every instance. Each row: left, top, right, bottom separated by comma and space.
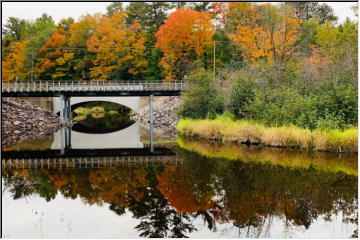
177, 117, 358, 153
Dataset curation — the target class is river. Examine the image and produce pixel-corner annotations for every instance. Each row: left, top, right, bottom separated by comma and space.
2, 98, 358, 238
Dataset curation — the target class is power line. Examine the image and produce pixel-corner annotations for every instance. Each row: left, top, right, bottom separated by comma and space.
2, 39, 234, 50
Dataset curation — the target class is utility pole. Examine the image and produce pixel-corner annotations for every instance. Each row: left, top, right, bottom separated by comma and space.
31, 52, 35, 81
213, 41, 216, 80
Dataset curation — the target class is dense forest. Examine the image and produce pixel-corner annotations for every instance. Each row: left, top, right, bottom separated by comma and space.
2, 2, 358, 130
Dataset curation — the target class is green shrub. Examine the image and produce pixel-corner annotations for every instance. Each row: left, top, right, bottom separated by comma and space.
229, 76, 257, 119
176, 69, 224, 119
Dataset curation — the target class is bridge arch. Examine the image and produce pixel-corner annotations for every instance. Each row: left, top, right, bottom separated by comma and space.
53, 96, 141, 114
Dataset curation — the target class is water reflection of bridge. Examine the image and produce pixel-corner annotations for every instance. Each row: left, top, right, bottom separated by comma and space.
2, 155, 182, 169
2, 143, 180, 169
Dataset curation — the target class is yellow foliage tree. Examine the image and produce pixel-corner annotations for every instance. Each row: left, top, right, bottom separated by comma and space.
87, 12, 147, 81
2, 42, 27, 81
228, 3, 299, 64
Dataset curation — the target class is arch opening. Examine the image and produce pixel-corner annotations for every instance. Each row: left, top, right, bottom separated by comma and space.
70, 101, 135, 134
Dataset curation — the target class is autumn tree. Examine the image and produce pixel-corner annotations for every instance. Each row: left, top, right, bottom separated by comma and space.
106, 2, 123, 16
2, 41, 27, 81
36, 27, 74, 80
228, 3, 299, 64
125, 2, 171, 80
87, 12, 147, 80
69, 14, 99, 80
156, 8, 215, 79
2, 17, 29, 58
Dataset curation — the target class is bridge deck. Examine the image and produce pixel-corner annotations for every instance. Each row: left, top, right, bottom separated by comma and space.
2, 80, 191, 97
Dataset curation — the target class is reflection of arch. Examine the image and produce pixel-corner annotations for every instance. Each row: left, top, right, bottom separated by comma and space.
71, 121, 135, 134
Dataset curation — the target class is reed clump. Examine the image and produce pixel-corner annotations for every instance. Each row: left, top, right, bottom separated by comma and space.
262, 126, 313, 149
221, 121, 262, 144
176, 117, 358, 153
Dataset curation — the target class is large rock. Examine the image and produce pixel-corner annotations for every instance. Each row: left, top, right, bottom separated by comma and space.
130, 96, 180, 136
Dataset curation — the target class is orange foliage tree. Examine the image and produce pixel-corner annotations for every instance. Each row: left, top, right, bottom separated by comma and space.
36, 28, 74, 80
87, 12, 147, 81
228, 3, 299, 64
2, 41, 27, 81
156, 8, 215, 80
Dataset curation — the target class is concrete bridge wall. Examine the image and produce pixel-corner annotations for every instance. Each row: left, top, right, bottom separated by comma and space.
51, 122, 144, 149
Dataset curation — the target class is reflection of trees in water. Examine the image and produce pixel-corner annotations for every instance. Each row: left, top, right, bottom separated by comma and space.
128, 170, 196, 237
2, 149, 358, 237
71, 101, 135, 133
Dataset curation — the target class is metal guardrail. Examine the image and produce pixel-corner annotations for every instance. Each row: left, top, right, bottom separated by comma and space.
2, 80, 191, 93
2, 156, 182, 169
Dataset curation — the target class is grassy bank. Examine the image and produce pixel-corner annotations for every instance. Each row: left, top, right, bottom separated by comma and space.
177, 117, 358, 153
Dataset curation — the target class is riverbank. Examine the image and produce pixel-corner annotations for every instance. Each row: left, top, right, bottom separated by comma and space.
2, 98, 72, 147
177, 118, 358, 153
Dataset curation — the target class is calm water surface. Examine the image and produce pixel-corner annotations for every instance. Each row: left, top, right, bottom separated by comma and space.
2, 98, 358, 238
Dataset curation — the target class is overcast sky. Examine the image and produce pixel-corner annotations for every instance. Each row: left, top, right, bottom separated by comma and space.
2, 2, 358, 25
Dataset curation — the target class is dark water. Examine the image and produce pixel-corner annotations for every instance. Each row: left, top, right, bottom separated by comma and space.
2, 99, 358, 238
